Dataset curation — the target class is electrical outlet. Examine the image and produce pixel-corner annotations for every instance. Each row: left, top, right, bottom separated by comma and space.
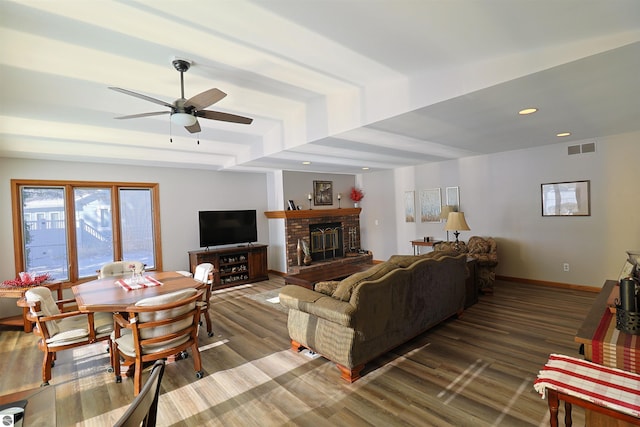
563, 263, 570, 272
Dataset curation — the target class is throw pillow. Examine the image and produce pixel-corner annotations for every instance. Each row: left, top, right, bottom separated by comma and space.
315, 281, 339, 296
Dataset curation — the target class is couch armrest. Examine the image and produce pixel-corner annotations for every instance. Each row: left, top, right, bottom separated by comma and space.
279, 285, 355, 327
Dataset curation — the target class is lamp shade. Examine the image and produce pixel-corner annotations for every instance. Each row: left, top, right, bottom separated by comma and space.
171, 112, 197, 126
440, 205, 455, 220
445, 212, 470, 231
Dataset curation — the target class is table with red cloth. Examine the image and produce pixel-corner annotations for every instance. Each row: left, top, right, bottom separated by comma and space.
576, 280, 640, 374
591, 307, 640, 374
534, 354, 640, 426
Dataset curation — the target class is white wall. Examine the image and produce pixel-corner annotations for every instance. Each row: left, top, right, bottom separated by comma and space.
283, 171, 356, 210
361, 131, 640, 288
0, 158, 269, 316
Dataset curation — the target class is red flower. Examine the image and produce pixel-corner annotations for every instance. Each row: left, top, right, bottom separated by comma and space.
2, 272, 51, 287
350, 187, 364, 202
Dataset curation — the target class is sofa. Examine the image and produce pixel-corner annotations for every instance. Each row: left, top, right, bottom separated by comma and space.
434, 236, 498, 294
278, 251, 468, 382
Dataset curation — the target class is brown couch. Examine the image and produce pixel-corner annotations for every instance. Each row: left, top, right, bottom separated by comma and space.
278, 252, 468, 382
434, 236, 498, 294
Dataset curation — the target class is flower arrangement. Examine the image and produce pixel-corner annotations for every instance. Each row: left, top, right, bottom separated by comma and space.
350, 187, 364, 202
2, 272, 51, 287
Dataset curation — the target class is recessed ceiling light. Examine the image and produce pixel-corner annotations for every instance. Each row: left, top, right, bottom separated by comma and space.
302, 161, 311, 165
556, 132, 571, 137
361, 167, 369, 170
518, 108, 538, 115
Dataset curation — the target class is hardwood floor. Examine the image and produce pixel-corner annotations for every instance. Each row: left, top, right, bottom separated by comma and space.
0, 277, 596, 426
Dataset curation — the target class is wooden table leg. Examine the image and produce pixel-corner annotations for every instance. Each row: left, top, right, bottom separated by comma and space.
548, 389, 559, 427
564, 401, 572, 426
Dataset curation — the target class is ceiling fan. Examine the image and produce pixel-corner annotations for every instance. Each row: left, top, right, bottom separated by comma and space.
109, 59, 253, 133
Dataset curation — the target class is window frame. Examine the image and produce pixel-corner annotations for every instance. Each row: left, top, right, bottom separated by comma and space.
11, 179, 163, 284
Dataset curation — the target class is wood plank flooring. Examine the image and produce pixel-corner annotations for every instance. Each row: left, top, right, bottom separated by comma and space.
0, 277, 596, 426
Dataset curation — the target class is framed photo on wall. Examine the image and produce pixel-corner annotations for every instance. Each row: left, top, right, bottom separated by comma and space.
313, 180, 333, 206
446, 186, 459, 211
541, 180, 590, 216
419, 188, 442, 222
404, 191, 415, 222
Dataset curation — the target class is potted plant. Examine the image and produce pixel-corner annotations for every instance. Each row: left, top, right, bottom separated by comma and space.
350, 187, 364, 207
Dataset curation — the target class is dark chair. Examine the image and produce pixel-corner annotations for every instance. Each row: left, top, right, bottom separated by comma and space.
114, 360, 165, 427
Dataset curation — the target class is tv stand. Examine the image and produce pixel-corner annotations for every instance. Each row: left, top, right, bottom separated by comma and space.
188, 244, 268, 290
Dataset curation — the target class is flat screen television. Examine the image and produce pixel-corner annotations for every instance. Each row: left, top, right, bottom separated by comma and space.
199, 210, 258, 248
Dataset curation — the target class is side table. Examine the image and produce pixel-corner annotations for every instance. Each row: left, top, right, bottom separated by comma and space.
410, 239, 441, 255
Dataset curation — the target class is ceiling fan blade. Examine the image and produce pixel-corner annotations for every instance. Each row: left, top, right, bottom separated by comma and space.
114, 111, 170, 120
184, 88, 227, 110
197, 110, 253, 125
109, 87, 174, 109
185, 120, 201, 134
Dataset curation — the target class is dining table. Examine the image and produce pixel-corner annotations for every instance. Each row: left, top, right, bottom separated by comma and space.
72, 270, 201, 312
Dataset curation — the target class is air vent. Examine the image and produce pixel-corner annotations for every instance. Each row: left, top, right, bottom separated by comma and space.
568, 142, 596, 155
581, 142, 596, 153
568, 145, 581, 155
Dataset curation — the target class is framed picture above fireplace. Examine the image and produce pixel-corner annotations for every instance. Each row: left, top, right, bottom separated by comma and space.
313, 180, 333, 206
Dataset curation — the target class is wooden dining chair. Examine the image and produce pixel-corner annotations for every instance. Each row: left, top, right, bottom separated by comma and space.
110, 288, 205, 395
193, 263, 215, 337
114, 360, 165, 427
98, 261, 145, 279
24, 286, 113, 386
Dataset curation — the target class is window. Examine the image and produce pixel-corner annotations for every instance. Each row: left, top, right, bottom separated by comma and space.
11, 180, 162, 283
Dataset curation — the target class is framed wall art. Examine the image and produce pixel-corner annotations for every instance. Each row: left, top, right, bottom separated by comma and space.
419, 188, 442, 223
541, 180, 590, 216
404, 191, 415, 222
313, 180, 333, 206
446, 186, 459, 211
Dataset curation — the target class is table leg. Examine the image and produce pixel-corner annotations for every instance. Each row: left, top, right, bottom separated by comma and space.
564, 401, 572, 426
548, 389, 559, 427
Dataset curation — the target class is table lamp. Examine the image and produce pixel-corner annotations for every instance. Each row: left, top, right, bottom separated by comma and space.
445, 212, 470, 249
440, 205, 455, 241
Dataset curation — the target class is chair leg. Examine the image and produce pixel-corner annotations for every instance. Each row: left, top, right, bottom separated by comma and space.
113, 344, 122, 383
191, 341, 204, 379
41, 350, 54, 386
202, 309, 213, 337
133, 360, 143, 396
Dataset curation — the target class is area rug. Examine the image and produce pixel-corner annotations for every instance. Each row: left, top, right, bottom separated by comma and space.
246, 288, 288, 313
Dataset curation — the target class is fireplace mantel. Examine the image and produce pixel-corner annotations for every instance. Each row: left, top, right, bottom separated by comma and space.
264, 208, 361, 219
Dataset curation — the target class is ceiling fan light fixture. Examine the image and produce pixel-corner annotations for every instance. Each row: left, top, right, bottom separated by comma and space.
171, 112, 197, 126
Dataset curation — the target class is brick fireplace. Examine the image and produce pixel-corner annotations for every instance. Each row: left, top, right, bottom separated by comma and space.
264, 208, 364, 272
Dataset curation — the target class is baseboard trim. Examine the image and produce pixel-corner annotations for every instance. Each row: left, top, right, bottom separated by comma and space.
497, 275, 601, 293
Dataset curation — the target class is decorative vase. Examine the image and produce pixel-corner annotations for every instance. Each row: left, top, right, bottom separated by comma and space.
296, 239, 303, 266
303, 254, 312, 266
354, 202, 360, 208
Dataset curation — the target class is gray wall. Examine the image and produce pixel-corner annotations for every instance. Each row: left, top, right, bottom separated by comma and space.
360, 130, 640, 288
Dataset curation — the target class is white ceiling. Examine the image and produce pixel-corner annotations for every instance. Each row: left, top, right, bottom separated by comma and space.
1, 1, 639, 174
